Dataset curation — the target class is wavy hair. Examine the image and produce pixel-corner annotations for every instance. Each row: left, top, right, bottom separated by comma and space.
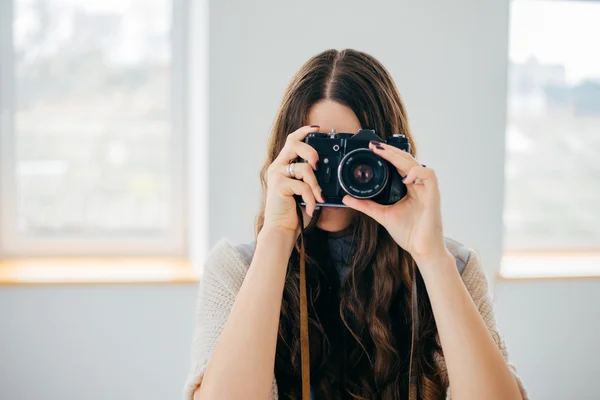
255, 49, 445, 400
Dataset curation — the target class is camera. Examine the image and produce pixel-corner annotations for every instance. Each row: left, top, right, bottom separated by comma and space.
296, 128, 410, 208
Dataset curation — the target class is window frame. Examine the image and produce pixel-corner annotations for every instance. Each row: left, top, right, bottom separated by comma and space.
0, 0, 189, 258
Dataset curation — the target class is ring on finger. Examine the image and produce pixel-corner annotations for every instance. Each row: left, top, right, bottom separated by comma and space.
287, 161, 297, 179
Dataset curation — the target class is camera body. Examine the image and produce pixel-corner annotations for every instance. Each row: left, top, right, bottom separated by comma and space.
297, 129, 410, 208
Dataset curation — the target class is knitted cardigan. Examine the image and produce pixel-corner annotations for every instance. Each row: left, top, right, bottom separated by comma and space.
184, 238, 528, 399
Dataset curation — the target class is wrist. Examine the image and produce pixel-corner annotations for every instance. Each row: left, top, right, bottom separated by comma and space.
413, 249, 456, 279
258, 226, 297, 252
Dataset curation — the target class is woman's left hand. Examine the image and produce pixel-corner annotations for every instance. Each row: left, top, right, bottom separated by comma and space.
342, 141, 451, 265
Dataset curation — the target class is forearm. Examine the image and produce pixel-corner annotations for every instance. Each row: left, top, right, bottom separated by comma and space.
417, 253, 522, 400
197, 228, 295, 400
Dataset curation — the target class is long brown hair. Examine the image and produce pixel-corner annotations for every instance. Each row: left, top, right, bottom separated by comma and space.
256, 49, 445, 400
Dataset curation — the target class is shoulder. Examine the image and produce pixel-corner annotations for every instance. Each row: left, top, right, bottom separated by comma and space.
204, 237, 479, 289
233, 242, 257, 266
202, 239, 255, 295
223, 238, 474, 273
444, 237, 490, 302
443, 237, 475, 276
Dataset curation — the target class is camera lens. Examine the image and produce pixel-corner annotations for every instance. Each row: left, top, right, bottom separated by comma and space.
338, 149, 388, 199
353, 164, 374, 184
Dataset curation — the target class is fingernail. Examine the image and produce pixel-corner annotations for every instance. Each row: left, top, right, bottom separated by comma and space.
369, 140, 379, 146
375, 144, 385, 150
310, 125, 320, 128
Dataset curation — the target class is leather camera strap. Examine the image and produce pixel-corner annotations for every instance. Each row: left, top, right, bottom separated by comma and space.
295, 203, 311, 400
299, 233, 311, 400
408, 265, 419, 400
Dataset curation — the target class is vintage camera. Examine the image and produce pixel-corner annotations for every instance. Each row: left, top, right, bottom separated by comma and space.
297, 128, 410, 208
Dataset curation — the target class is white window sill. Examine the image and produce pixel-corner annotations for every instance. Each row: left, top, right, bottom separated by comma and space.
499, 252, 600, 280
0, 258, 199, 285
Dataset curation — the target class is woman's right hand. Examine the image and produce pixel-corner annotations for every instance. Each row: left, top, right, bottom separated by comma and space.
262, 125, 326, 236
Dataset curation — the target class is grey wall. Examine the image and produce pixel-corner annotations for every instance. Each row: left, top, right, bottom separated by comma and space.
495, 279, 600, 399
0, 284, 198, 400
1, 1, 598, 400
208, 0, 509, 281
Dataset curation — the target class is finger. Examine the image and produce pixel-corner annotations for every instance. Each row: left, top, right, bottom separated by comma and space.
368, 141, 419, 176
342, 195, 386, 224
289, 124, 321, 142
284, 179, 317, 217
275, 125, 320, 166
285, 162, 325, 203
402, 165, 437, 186
278, 141, 320, 169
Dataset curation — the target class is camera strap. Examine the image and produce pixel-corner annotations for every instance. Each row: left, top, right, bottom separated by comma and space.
299, 233, 311, 400
295, 203, 311, 400
408, 264, 419, 400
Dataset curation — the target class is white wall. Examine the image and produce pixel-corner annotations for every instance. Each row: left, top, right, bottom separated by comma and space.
208, 0, 509, 281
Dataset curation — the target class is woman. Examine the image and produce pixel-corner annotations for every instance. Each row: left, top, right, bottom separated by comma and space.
184, 49, 527, 400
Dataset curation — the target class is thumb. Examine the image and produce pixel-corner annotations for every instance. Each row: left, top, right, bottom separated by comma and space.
342, 195, 385, 224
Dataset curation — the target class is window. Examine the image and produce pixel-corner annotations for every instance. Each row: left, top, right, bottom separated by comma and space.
0, 0, 187, 257
504, 0, 600, 252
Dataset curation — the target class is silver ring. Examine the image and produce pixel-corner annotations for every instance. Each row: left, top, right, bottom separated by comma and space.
287, 162, 297, 179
